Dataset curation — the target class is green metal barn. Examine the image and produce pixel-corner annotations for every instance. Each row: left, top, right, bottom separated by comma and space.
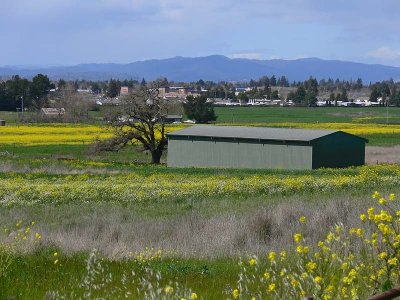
167, 126, 368, 170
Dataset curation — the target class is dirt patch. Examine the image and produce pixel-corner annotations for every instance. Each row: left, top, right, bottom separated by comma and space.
328, 111, 377, 118
366, 146, 400, 165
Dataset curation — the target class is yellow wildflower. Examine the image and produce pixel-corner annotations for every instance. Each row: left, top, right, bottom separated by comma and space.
335, 225, 342, 234
291, 279, 300, 287
232, 289, 239, 299
190, 293, 198, 300
249, 258, 257, 266
280, 250, 286, 261
314, 276, 322, 284
294, 233, 302, 243
264, 272, 271, 280
388, 258, 398, 266
268, 251, 276, 262
306, 261, 317, 272
268, 283, 276, 292
299, 216, 306, 223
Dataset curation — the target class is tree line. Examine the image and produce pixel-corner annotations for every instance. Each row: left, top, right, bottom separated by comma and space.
3, 73, 400, 111
0, 74, 54, 111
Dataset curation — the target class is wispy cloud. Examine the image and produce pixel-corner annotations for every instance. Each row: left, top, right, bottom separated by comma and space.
2, 0, 400, 65
229, 52, 263, 60
367, 47, 400, 60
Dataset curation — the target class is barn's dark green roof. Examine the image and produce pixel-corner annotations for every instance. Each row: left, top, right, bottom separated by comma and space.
168, 125, 366, 142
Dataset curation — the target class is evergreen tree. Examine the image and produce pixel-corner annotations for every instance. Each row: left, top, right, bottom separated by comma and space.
270, 75, 277, 86
271, 90, 280, 99
30, 74, 52, 109
293, 86, 306, 104
183, 95, 217, 124
106, 79, 120, 98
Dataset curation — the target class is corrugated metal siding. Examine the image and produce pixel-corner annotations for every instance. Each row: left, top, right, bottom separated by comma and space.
167, 138, 313, 170
312, 132, 366, 168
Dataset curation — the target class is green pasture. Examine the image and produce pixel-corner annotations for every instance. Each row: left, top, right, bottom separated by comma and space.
2, 106, 400, 125
214, 106, 400, 124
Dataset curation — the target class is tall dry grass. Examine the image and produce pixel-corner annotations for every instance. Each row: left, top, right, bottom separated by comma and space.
366, 146, 400, 164
0, 193, 379, 259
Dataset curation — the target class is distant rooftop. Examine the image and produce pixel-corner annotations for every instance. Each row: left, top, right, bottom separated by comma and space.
168, 125, 350, 142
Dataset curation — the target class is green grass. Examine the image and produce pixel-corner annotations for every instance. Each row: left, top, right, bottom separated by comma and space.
2, 106, 400, 125
0, 250, 238, 300
0, 144, 155, 163
214, 106, 400, 124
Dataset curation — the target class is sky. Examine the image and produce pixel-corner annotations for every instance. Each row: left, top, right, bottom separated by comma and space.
2, 0, 400, 67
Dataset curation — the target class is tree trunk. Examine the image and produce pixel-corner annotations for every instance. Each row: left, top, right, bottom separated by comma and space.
151, 150, 162, 164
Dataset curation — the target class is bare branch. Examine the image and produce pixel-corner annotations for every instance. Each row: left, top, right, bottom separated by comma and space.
95, 83, 175, 163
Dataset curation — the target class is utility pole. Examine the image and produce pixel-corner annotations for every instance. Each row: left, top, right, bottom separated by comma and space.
21, 95, 24, 114
385, 96, 389, 124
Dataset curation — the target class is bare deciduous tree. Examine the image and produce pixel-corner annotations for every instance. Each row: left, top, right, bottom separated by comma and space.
96, 84, 170, 164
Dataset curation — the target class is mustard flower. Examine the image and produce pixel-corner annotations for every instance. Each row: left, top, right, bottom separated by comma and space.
314, 276, 322, 284
294, 233, 302, 243
232, 289, 239, 299
372, 191, 380, 199
268, 283, 276, 292
249, 258, 257, 266
306, 261, 317, 272
268, 251, 276, 262
378, 252, 388, 260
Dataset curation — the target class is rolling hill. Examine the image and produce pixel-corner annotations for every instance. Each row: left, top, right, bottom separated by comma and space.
1, 55, 400, 82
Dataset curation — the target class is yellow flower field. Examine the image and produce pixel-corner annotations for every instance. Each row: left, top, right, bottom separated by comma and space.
1, 122, 399, 146
0, 124, 185, 145
0, 125, 110, 145
264, 122, 400, 135
0, 164, 399, 206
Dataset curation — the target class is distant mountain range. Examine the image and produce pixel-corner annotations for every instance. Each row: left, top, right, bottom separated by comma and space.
1, 55, 400, 83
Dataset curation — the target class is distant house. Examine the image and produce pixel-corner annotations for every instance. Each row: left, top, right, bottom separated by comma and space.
41, 108, 65, 117
167, 125, 368, 170
120, 86, 131, 96
163, 114, 183, 124
235, 87, 251, 96
77, 89, 92, 94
